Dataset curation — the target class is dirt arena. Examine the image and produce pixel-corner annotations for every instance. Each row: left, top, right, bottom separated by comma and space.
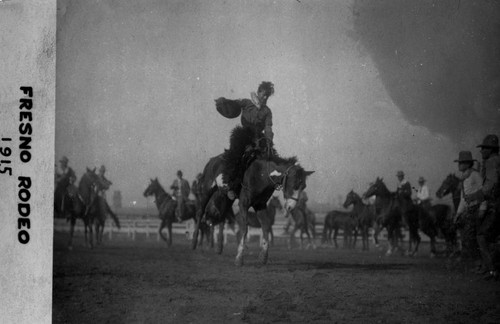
53, 231, 500, 323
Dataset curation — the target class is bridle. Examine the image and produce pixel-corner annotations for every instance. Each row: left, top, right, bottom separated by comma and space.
268, 163, 299, 201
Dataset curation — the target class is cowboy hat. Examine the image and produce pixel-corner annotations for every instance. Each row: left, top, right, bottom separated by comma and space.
215, 97, 242, 119
477, 134, 499, 149
454, 151, 476, 163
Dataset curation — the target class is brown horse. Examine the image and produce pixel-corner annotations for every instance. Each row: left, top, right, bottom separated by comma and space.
343, 190, 376, 251
193, 153, 314, 266
66, 167, 101, 249
93, 196, 121, 245
321, 210, 357, 248
143, 178, 197, 246
364, 178, 404, 255
191, 157, 237, 254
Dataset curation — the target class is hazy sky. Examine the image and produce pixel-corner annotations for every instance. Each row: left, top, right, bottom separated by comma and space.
56, 0, 500, 208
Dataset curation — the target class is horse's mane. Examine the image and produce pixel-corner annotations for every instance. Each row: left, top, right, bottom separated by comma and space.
374, 178, 392, 197
152, 179, 171, 198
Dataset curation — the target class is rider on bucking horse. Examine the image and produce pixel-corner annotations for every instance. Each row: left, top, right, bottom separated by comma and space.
215, 81, 276, 201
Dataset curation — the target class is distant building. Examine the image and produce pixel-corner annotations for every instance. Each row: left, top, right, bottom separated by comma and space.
113, 190, 122, 209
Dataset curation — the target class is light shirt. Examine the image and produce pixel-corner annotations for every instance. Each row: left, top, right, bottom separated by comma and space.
417, 184, 429, 202
457, 168, 486, 215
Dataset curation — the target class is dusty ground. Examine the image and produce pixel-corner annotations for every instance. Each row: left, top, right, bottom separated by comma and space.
53, 232, 500, 323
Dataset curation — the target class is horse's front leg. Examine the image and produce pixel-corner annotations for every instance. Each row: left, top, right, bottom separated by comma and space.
216, 223, 224, 255
192, 210, 202, 250
258, 225, 270, 264
235, 202, 248, 266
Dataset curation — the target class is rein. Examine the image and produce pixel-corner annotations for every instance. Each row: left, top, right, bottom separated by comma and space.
268, 163, 295, 193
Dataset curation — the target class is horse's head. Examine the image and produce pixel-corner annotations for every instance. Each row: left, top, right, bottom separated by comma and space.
363, 177, 385, 199
343, 190, 360, 208
143, 178, 161, 198
78, 167, 100, 203
436, 173, 460, 199
281, 164, 314, 212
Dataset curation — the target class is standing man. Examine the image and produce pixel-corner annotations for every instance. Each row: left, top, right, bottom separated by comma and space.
455, 151, 482, 267
466, 134, 500, 280
171, 170, 191, 222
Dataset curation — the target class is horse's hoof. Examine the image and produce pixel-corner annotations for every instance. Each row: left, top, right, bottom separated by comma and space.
235, 258, 243, 267
259, 253, 268, 265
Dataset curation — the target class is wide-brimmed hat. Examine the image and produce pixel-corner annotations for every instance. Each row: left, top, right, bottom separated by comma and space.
215, 97, 242, 119
418, 176, 426, 183
477, 134, 499, 149
454, 151, 476, 163
59, 156, 69, 163
396, 171, 404, 177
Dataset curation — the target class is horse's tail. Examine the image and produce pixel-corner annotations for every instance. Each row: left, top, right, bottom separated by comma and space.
105, 201, 120, 229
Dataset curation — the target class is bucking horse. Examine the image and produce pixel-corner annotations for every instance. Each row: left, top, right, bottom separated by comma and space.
193, 126, 314, 266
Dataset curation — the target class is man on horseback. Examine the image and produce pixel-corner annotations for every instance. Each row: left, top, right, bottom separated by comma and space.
171, 170, 191, 222
215, 81, 275, 200
54, 155, 76, 218
416, 176, 431, 210
396, 170, 412, 200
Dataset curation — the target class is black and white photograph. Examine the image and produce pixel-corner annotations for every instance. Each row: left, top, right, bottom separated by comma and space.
2, 0, 500, 323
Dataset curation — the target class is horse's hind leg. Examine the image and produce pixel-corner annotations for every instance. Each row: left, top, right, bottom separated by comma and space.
429, 236, 437, 258
159, 219, 169, 244
167, 226, 173, 247
333, 228, 339, 249
68, 218, 76, 250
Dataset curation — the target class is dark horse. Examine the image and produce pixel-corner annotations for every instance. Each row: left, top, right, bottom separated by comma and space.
321, 210, 357, 248
143, 178, 197, 246
93, 178, 121, 245
366, 178, 443, 257
364, 178, 405, 256
66, 168, 101, 249
436, 173, 461, 213
235, 195, 283, 247
193, 129, 314, 266
343, 190, 376, 251
191, 159, 237, 254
